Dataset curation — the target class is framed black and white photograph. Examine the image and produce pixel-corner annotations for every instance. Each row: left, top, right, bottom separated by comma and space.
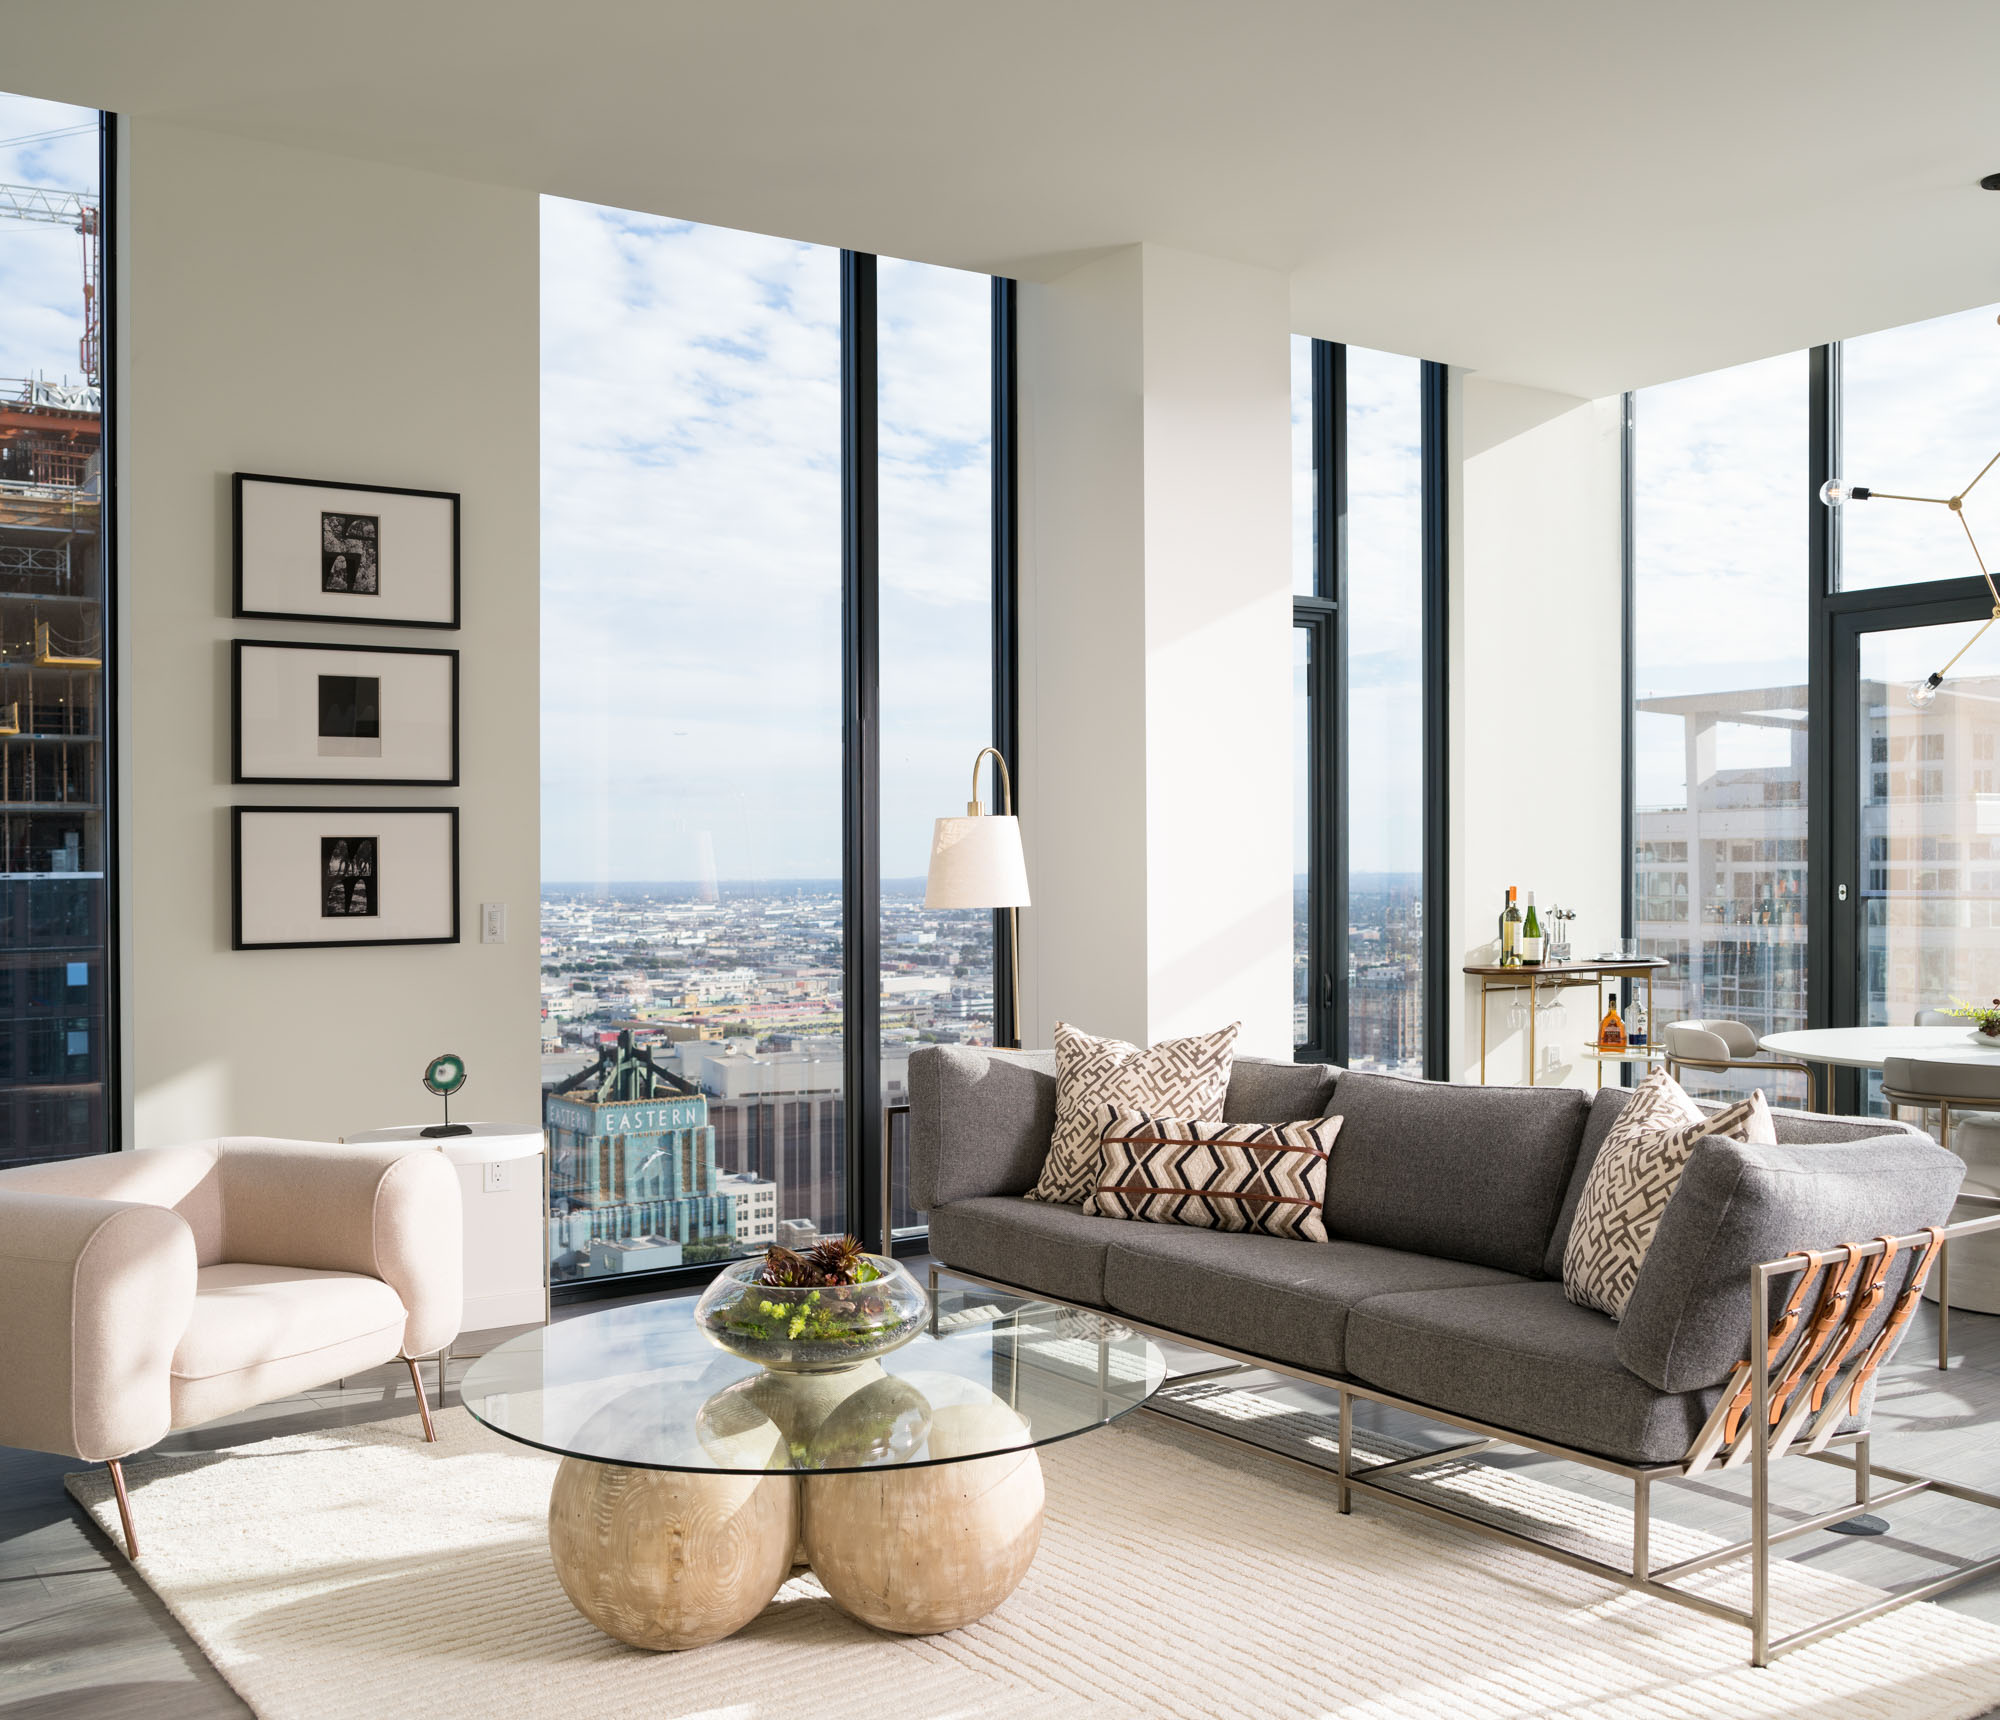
232, 806, 459, 949
232, 640, 459, 785
234, 472, 460, 628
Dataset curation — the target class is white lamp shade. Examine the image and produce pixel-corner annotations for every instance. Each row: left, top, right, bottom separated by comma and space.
925, 815, 1030, 909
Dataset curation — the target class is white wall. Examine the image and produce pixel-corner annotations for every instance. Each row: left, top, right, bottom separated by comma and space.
1449, 377, 1626, 1086
121, 119, 541, 1146
1017, 244, 1293, 1057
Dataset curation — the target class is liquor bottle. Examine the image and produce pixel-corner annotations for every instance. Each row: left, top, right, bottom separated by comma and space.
1628, 995, 1649, 1049
1498, 887, 1522, 966
1521, 892, 1544, 966
1597, 990, 1627, 1053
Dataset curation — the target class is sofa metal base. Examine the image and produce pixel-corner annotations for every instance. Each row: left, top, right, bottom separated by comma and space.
934, 1257, 2000, 1667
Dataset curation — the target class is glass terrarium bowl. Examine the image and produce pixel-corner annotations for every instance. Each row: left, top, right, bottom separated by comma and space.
693, 1255, 929, 1374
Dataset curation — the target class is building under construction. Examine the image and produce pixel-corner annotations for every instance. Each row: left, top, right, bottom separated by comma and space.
0, 173, 107, 1163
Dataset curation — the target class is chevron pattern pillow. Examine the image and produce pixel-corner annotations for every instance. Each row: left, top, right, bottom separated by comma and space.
1025, 1020, 1240, 1206
1088, 1106, 1339, 1241
1564, 1071, 1778, 1319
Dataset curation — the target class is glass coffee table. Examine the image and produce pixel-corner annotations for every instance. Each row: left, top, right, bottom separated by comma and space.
461, 1282, 1165, 1650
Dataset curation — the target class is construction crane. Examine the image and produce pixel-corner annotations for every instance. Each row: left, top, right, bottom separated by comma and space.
0, 182, 100, 387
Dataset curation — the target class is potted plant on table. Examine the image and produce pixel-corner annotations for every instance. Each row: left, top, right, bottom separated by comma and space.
1944, 997, 2000, 1042
695, 1234, 928, 1373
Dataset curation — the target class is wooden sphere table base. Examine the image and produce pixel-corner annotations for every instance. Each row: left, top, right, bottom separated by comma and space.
548, 1447, 1046, 1649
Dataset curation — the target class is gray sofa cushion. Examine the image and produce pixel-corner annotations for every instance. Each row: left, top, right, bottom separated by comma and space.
1541, 1087, 1928, 1279
908, 1047, 1058, 1209
1616, 1133, 1965, 1393
1322, 1072, 1588, 1275
1102, 1224, 1520, 1376
1344, 1281, 1720, 1464
926, 1196, 1123, 1307
1223, 1057, 1341, 1125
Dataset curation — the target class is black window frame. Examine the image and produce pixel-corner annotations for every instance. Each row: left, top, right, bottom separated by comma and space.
555, 252, 1017, 1303
1625, 330, 1997, 1116
1294, 340, 1449, 1077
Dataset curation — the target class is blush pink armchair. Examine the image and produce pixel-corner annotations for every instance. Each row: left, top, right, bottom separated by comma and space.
0, 1137, 462, 1557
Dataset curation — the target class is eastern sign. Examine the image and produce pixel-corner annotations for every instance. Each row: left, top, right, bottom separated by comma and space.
546, 1096, 708, 1136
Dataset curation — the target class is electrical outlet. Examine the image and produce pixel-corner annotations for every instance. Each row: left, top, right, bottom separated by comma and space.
483, 1160, 511, 1194
481, 901, 506, 944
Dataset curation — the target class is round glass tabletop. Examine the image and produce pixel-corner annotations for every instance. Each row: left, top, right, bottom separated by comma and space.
460, 1283, 1166, 1475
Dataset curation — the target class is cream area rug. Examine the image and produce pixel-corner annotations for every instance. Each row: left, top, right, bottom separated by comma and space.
68, 1401, 2000, 1720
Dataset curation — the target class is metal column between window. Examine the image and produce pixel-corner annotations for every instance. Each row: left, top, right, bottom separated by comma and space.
1295, 339, 1345, 1065
841, 250, 882, 1250
99, 111, 122, 1151
991, 276, 1021, 1052
1420, 359, 1450, 1081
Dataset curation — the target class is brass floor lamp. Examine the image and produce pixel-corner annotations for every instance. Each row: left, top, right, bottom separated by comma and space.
924, 745, 1029, 1050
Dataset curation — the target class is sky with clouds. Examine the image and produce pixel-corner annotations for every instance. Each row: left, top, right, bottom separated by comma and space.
0, 94, 97, 386
540, 201, 990, 885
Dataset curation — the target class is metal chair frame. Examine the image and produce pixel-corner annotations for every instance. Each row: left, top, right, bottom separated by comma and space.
1663, 1051, 1822, 1113
934, 1196, 2000, 1668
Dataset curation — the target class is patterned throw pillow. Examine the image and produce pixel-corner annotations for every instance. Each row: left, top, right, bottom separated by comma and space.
1025, 1020, 1240, 1206
1088, 1106, 1340, 1241
1564, 1071, 1778, 1319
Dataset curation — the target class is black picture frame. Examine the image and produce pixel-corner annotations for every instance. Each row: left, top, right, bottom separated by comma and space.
232, 471, 462, 629
231, 805, 461, 950
231, 638, 461, 786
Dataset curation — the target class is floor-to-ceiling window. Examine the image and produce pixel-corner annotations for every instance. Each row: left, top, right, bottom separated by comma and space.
541, 205, 845, 1284
1834, 303, 2000, 1105
1343, 348, 1426, 1076
1629, 352, 1810, 1099
1627, 301, 2000, 1113
876, 258, 994, 1237
1293, 337, 1443, 1073
0, 96, 112, 1162
541, 201, 1006, 1291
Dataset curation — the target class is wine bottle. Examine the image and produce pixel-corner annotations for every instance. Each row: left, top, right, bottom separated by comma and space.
1598, 989, 1627, 1053
1499, 887, 1522, 967
1521, 892, 1544, 966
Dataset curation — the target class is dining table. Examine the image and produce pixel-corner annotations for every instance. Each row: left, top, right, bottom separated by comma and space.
1760, 1024, 2000, 1114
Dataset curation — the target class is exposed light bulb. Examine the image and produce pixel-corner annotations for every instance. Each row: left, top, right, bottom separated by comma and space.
1909, 673, 1943, 710
1820, 478, 1871, 507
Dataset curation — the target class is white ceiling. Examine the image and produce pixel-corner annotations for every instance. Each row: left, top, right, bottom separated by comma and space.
9, 0, 2000, 397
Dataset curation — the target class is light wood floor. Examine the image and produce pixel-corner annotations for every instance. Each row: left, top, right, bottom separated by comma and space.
5, 1273, 1999, 1717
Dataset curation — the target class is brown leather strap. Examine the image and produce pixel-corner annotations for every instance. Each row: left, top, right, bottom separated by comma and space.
1805, 1235, 1900, 1415
1757, 1244, 1863, 1436
1828, 1226, 1946, 1422
1718, 1250, 1821, 1449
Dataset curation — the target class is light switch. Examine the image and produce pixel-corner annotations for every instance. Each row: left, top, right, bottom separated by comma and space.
481, 901, 506, 944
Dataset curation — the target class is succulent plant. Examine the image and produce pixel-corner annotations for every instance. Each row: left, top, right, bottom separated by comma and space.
756, 1245, 823, 1288
807, 1234, 869, 1283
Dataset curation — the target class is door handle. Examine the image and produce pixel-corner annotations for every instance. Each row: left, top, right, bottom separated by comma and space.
1837, 883, 1849, 902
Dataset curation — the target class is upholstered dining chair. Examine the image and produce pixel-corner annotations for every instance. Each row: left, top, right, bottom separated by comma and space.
0, 1137, 461, 1558
1660, 1019, 1819, 1111
1882, 1055, 2000, 1366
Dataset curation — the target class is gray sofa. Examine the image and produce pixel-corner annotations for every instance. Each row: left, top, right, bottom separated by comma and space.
907, 1049, 1964, 1467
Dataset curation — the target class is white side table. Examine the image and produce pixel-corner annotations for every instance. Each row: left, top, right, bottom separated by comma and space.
342, 1122, 548, 1395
